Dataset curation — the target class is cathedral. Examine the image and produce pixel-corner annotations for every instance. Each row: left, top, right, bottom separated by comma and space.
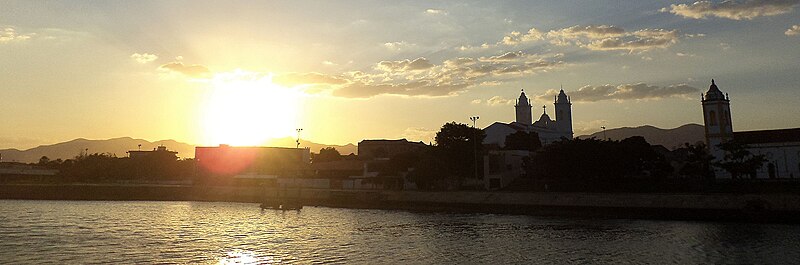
483, 89, 574, 147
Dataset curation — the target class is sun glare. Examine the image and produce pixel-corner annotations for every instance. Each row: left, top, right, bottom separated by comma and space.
200, 71, 301, 146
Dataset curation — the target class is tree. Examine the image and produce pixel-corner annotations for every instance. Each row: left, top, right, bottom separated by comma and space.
38, 156, 50, 165
679, 142, 715, 179
313, 147, 342, 163
529, 136, 672, 189
434, 122, 486, 181
714, 141, 766, 179
503, 131, 542, 151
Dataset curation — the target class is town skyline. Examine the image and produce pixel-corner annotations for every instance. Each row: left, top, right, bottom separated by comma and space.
2, 0, 800, 149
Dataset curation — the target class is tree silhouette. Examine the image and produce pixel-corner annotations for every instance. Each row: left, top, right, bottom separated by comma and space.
679, 142, 715, 179
435, 122, 486, 180
714, 141, 766, 179
313, 147, 342, 163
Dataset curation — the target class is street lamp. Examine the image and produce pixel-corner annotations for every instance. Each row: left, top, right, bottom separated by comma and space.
296, 128, 303, 148
469, 116, 480, 180
601, 126, 607, 140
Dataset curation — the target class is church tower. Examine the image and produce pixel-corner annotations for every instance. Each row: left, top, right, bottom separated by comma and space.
554, 89, 573, 138
515, 89, 532, 125
702, 79, 733, 162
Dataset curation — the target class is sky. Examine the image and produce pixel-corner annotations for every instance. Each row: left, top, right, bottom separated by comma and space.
1, 0, 799, 149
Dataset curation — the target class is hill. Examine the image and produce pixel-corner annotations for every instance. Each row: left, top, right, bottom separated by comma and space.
0, 137, 358, 163
0, 137, 196, 163
578, 124, 705, 149
266, 137, 358, 155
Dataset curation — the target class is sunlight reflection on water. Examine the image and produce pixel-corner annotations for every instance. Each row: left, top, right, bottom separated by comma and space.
1, 200, 800, 264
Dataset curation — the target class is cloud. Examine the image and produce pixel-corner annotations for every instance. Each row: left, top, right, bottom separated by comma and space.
501, 28, 544, 45
583, 29, 680, 52
547, 25, 626, 41
662, 0, 800, 20
425, 9, 447, 15
536, 83, 700, 102
402, 127, 437, 143
787, 25, 800, 35
457, 43, 490, 52
486, 96, 515, 106
0, 27, 35, 43
384, 41, 416, 51
500, 25, 681, 52
377, 57, 434, 72
158, 62, 211, 78
332, 81, 470, 98
269, 51, 565, 99
272, 72, 348, 87
130, 53, 158, 64
471, 99, 482, 104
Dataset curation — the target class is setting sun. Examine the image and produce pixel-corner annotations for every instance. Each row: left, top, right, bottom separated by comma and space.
200, 71, 302, 146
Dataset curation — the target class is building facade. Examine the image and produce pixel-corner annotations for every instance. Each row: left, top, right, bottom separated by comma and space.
484, 89, 574, 147
357, 139, 427, 160
195, 145, 311, 185
701, 79, 800, 179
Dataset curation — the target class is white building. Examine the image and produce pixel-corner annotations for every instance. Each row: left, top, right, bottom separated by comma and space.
702, 79, 800, 179
484, 89, 573, 147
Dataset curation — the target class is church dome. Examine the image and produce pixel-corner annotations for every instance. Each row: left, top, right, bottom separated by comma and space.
704, 79, 726, 101
537, 112, 552, 122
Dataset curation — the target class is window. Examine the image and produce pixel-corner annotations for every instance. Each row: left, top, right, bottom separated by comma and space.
709, 111, 718, 126
721, 111, 728, 125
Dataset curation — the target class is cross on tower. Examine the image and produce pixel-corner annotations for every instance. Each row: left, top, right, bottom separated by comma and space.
542, 105, 546, 114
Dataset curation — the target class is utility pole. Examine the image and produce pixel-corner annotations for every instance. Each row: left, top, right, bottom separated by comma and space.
470, 116, 480, 180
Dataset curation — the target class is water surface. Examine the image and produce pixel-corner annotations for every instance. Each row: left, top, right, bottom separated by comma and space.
1, 200, 799, 264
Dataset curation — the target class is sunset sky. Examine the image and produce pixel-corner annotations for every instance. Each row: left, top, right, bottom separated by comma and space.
2, 0, 799, 149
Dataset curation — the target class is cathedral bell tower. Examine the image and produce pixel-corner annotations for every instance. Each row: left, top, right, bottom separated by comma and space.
554, 88, 573, 138
515, 89, 532, 125
702, 79, 733, 162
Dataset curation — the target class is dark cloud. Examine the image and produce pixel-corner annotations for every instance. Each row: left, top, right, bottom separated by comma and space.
663, 0, 799, 20
536, 83, 700, 102
158, 62, 211, 78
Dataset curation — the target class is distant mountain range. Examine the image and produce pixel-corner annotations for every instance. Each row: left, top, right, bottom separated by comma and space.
578, 124, 705, 149
0, 125, 701, 163
0, 137, 358, 163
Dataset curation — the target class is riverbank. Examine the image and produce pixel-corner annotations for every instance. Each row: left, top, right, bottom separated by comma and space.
2, 184, 800, 223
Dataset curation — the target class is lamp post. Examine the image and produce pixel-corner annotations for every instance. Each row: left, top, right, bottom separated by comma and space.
296, 128, 303, 148
601, 126, 607, 140
470, 116, 480, 180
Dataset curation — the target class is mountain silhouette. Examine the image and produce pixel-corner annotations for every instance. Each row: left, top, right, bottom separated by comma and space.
0, 137, 358, 163
265, 137, 358, 155
578, 124, 704, 149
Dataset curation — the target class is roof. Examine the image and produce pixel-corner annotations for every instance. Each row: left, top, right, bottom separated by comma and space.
703, 79, 727, 102
359, 139, 424, 144
486, 122, 528, 132
734, 128, 800, 145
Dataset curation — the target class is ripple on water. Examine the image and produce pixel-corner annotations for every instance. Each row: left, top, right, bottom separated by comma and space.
1, 200, 800, 264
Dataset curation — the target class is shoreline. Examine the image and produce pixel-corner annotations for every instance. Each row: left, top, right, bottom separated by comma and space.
2, 184, 800, 223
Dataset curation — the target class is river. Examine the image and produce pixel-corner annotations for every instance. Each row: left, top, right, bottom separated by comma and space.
1, 200, 799, 264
